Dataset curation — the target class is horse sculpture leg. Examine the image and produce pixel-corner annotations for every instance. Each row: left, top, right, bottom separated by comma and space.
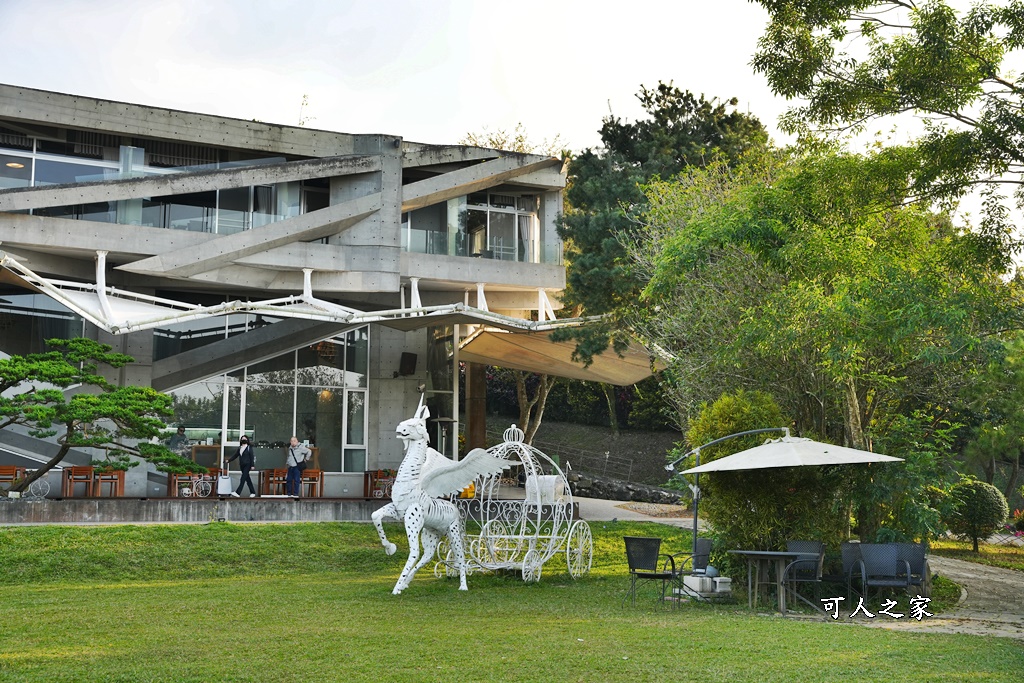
446, 518, 469, 591
371, 503, 398, 556
412, 527, 441, 576
393, 504, 426, 594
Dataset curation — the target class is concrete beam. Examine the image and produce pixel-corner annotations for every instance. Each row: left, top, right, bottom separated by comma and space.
118, 192, 382, 278
401, 156, 562, 212
181, 264, 400, 293
0, 155, 381, 212
401, 144, 501, 168
151, 317, 358, 392
500, 167, 568, 190
0, 246, 95, 281
0, 83, 375, 157
400, 252, 565, 291
0, 212, 209, 261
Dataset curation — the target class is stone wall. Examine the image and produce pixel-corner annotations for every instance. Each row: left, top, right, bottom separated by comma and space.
567, 471, 683, 505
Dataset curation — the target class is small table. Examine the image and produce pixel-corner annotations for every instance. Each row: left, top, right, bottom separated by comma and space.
728, 549, 804, 613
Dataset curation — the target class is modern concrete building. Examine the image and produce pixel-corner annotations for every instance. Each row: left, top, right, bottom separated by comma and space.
0, 84, 654, 498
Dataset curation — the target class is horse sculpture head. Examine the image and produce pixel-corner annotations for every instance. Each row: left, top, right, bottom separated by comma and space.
396, 402, 430, 451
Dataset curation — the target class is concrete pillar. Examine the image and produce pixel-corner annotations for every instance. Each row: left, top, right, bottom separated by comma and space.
465, 362, 487, 450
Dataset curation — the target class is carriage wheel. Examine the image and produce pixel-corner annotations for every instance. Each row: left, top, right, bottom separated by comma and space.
566, 520, 593, 579
193, 479, 212, 498
480, 520, 520, 564
521, 549, 542, 583
28, 479, 50, 499
433, 538, 456, 578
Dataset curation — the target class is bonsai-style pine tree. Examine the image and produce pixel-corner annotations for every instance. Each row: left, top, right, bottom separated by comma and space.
0, 337, 201, 496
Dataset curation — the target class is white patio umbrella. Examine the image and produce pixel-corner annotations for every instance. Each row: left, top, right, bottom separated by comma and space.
665, 429, 903, 551
680, 436, 903, 474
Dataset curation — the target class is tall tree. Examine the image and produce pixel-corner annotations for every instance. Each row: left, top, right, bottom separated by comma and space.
626, 146, 1023, 539
557, 82, 767, 359
1, 338, 201, 495
753, 1, 1024, 207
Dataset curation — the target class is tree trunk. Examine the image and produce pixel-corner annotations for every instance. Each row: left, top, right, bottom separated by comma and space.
1004, 451, 1020, 499
845, 378, 881, 540
601, 383, 619, 436
844, 378, 867, 450
10, 442, 71, 494
515, 371, 556, 445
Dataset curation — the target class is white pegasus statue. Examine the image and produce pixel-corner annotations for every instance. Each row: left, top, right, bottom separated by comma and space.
372, 400, 508, 594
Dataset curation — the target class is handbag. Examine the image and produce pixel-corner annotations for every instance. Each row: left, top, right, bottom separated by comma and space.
292, 447, 308, 472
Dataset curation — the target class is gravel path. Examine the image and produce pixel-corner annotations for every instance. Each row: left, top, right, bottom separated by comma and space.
862, 556, 1024, 640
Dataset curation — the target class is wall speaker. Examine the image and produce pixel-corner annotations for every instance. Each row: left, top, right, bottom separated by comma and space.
398, 352, 417, 377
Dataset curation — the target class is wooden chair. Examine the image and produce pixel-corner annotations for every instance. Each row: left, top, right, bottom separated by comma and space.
300, 469, 323, 497
0, 465, 26, 490
62, 466, 95, 497
261, 468, 288, 495
92, 469, 125, 497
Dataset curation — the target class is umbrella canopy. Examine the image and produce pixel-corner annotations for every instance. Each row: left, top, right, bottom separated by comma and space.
681, 436, 902, 474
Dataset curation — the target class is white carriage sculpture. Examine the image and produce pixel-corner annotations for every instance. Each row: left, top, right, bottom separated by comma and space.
435, 424, 593, 582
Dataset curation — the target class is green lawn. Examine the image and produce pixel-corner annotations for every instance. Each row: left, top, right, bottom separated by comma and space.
0, 521, 1021, 682
931, 539, 1024, 572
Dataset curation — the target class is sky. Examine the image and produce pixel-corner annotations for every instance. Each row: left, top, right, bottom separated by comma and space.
0, 0, 790, 152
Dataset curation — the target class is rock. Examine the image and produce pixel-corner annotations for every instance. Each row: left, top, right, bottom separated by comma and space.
568, 472, 683, 505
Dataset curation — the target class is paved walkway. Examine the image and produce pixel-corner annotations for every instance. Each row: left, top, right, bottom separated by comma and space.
576, 496, 1024, 640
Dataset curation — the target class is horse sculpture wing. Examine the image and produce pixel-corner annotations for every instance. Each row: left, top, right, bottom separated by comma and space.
419, 447, 509, 498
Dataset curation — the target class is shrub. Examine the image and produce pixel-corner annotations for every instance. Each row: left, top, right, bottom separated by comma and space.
1013, 509, 1024, 533
941, 478, 1010, 552
677, 390, 845, 553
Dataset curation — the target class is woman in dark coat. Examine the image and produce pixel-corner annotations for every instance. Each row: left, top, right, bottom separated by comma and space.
226, 435, 257, 497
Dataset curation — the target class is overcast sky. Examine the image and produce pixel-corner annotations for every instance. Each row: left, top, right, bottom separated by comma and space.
0, 0, 789, 151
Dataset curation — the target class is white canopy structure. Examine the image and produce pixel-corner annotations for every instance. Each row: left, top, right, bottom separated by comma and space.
0, 250, 596, 336
681, 436, 903, 474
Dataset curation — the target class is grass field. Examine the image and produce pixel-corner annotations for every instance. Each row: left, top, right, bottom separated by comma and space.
1, 521, 1022, 682
931, 539, 1024, 572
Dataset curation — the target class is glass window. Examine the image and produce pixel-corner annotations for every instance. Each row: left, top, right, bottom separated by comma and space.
217, 187, 250, 234
158, 323, 369, 473
166, 191, 216, 232
408, 203, 448, 255
0, 154, 31, 189
346, 390, 366, 445
253, 185, 277, 228
467, 209, 487, 256
344, 327, 369, 388
343, 448, 366, 473
489, 212, 516, 260
34, 159, 117, 185
297, 341, 346, 386
0, 291, 84, 357
35, 202, 116, 223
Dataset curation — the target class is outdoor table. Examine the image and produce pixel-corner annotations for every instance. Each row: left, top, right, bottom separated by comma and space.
728, 549, 804, 613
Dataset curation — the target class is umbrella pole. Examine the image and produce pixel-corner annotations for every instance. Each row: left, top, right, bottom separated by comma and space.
692, 470, 699, 553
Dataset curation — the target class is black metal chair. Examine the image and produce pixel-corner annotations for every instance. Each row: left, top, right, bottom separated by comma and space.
840, 541, 862, 600
782, 540, 825, 610
666, 538, 712, 600
623, 536, 676, 606
855, 543, 911, 600
671, 538, 712, 577
894, 542, 932, 597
